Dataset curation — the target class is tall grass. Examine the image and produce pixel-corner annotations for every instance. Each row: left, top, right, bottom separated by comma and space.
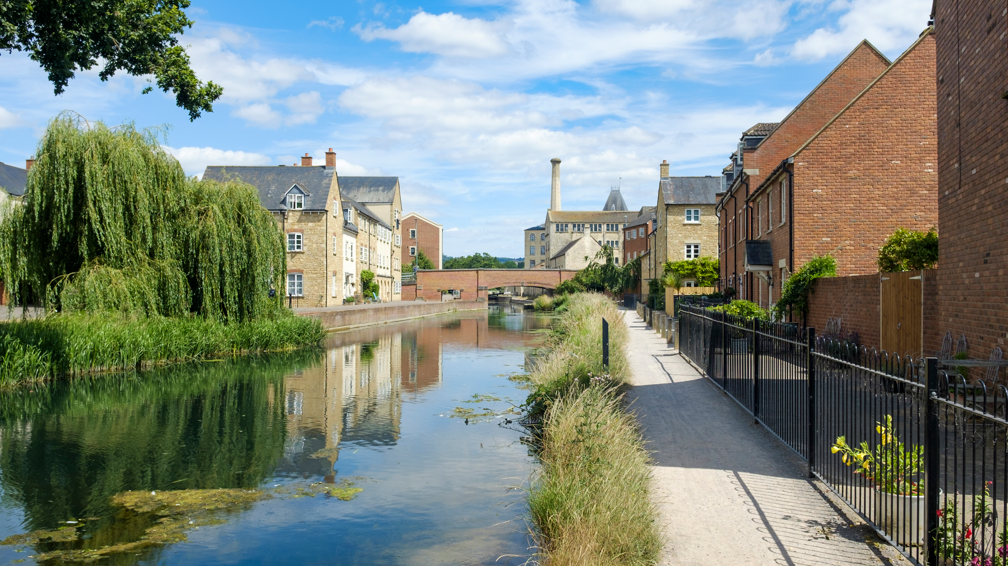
526, 293, 661, 566
0, 312, 324, 388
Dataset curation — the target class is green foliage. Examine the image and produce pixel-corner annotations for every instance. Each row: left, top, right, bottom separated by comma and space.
647, 278, 665, 310
0, 116, 285, 323
444, 253, 504, 269
663, 257, 719, 287
0, 312, 325, 387
877, 228, 939, 272
831, 415, 922, 495
532, 295, 554, 311
360, 270, 380, 298
502, 259, 518, 269
775, 255, 836, 321
565, 247, 639, 298
0, 1, 222, 120
708, 300, 769, 321
555, 278, 587, 295
403, 248, 435, 272
935, 483, 1008, 565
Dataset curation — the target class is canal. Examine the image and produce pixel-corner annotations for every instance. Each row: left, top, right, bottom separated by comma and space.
0, 306, 552, 565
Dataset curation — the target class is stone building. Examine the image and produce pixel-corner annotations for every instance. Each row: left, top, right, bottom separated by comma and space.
345, 196, 395, 302
744, 30, 937, 310
932, 0, 1008, 359
717, 40, 894, 302
339, 177, 404, 300
653, 161, 720, 280
340, 204, 359, 299
523, 224, 547, 268
545, 230, 603, 270
203, 150, 344, 308
402, 212, 443, 269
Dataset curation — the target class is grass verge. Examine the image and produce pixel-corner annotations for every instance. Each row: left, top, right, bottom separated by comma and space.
525, 293, 661, 565
0, 311, 325, 388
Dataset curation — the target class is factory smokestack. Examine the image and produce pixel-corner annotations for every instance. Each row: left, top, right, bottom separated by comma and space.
550, 158, 561, 211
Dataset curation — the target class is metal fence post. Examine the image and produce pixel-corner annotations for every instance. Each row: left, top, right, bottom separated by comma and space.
925, 357, 939, 566
602, 317, 610, 370
806, 328, 816, 478
753, 317, 761, 423
721, 311, 728, 390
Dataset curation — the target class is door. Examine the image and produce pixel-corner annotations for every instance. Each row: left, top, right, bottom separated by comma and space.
880, 271, 923, 357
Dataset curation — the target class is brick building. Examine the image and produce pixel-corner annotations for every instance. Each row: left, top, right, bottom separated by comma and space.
623, 207, 655, 265
933, 0, 1008, 359
402, 212, 443, 269
339, 177, 404, 300
744, 30, 938, 310
717, 41, 893, 301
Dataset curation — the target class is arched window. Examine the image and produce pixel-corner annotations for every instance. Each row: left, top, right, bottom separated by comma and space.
529, 234, 535, 241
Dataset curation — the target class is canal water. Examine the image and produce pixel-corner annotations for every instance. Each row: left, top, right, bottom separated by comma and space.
0, 306, 552, 565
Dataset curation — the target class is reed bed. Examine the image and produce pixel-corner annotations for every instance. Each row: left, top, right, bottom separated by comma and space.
526, 293, 661, 566
0, 312, 324, 387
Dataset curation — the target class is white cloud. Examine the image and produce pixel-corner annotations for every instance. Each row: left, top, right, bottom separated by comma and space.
308, 16, 344, 31
233, 103, 284, 128
356, 11, 510, 58
754, 48, 778, 66
0, 106, 26, 129
792, 0, 932, 60
284, 91, 325, 126
165, 146, 272, 178
445, 227, 459, 232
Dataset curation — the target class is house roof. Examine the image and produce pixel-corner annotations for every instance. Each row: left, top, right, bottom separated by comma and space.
743, 123, 779, 138
202, 165, 334, 211
745, 240, 774, 270
546, 210, 636, 223
339, 176, 399, 203
0, 162, 27, 197
343, 220, 359, 234
626, 207, 656, 228
602, 188, 628, 211
402, 211, 443, 229
660, 176, 720, 205
343, 194, 391, 230
525, 224, 546, 231
549, 235, 601, 260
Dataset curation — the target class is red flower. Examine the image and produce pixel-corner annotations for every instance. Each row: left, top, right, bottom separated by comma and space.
937, 509, 944, 517
966, 527, 973, 539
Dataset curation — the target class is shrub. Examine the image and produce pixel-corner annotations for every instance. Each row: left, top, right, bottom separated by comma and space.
663, 257, 719, 287
708, 300, 769, 321
533, 295, 555, 311
775, 255, 836, 322
877, 228, 938, 271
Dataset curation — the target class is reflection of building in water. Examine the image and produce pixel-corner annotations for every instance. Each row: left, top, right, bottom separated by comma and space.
279, 333, 402, 476
401, 328, 443, 393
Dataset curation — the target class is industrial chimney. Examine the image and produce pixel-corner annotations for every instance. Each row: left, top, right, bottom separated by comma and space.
550, 158, 561, 211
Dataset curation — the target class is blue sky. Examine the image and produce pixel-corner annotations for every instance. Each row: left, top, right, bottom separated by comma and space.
0, 0, 931, 257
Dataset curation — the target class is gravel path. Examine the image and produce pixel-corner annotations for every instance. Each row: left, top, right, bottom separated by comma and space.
623, 309, 904, 566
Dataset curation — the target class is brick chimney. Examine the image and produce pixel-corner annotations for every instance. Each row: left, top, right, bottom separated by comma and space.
301, 153, 313, 167
325, 148, 336, 168
25, 156, 34, 171
660, 159, 669, 178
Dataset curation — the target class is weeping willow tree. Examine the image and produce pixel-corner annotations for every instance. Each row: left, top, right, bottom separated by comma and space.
0, 114, 285, 323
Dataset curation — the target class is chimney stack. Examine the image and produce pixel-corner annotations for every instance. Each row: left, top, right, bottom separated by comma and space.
660, 159, 669, 178
301, 153, 313, 167
550, 158, 561, 211
325, 148, 336, 168
25, 156, 34, 172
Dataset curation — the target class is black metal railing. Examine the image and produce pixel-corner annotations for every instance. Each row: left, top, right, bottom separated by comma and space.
678, 305, 1008, 566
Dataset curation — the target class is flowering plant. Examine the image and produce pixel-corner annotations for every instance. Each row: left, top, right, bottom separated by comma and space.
831, 415, 923, 495
936, 482, 1008, 566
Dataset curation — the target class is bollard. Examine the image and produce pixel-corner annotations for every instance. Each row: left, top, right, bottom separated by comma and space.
602, 317, 609, 370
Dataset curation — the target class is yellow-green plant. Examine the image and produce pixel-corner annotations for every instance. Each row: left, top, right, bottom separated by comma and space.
832, 415, 923, 495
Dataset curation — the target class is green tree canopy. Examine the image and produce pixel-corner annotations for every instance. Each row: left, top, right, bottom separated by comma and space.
877, 228, 938, 272
443, 253, 511, 269
0, 0, 222, 120
360, 270, 379, 298
0, 115, 285, 322
403, 248, 435, 272
775, 255, 837, 323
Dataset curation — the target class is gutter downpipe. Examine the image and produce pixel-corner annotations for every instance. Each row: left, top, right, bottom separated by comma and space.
744, 176, 751, 302
787, 158, 795, 324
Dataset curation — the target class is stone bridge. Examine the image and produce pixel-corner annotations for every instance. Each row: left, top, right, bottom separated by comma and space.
408, 269, 578, 301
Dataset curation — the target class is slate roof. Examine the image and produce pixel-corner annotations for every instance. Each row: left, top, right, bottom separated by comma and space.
745, 240, 774, 270
525, 224, 546, 231
343, 220, 359, 234
602, 189, 628, 211
546, 210, 636, 223
202, 165, 334, 211
339, 176, 399, 203
343, 194, 391, 230
0, 162, 27, 197
627, 207, 656, 228
660, 176, 720, 205
743, 122, 779, 137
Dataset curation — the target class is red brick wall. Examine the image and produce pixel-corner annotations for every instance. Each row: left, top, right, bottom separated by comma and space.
623, 221, 650, 263
794, 32, 937, 278
719, 43, 890, 299
807, 274, 881, 350
401, 282, 417, 301
403, 214, 442, 269
935, 0, 1008, 361
414, 269, 577, 301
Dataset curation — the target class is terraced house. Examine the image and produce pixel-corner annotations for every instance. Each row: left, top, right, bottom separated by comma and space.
339, 177, 404, 301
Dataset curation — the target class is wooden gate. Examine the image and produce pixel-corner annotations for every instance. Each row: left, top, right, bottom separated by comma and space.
880, 271, 923, 357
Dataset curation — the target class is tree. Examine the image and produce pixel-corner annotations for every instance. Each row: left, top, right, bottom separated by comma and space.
0, 114, 284, 322
403, 248, 435, 272
360, 270, 379, 298
877, 228, 938, 272
444, 253, 502, 269
0, 0, 222, 120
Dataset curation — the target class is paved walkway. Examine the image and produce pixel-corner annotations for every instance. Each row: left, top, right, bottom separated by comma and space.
623, 309, 903, 566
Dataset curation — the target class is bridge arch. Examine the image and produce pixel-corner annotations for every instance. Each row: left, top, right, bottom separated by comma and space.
412, 269, 578, 302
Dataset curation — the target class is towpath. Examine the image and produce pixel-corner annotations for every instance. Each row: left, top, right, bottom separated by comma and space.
623, 309, 903, 566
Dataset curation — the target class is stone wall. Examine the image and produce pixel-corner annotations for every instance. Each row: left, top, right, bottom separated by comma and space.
298, 300, 486, 331
662, 203, 718, 265
282, 211, 333, 308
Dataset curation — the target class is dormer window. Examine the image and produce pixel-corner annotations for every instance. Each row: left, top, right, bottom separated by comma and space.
287, 194, 304, 210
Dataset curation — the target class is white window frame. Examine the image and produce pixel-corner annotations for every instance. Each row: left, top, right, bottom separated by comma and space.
287, 273, 303, 297
779, 178, 787, 226
767, 193, 773, 231
286, 193, 304, 210
638, 227, 644, 237
287, 232, 303, 252
685, 243, 700, 259
756, 200, 762, 237
332, 236, 337, 255
685, 209, 700, 223
540, 245, 545, 255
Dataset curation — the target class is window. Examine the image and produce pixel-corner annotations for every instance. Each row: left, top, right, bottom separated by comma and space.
333, 236, 337, 255
684, 280, 697, 288
529, 234, 535, 241
287, 273, 303, 297
767, 193, 773, 230
530, 246, 536, 255
332, 275, 337, 298
530, 259, 536, 267
756, 201, 762, 237
590, 223, 602, 232
685, 243, 700, 259
410, 246, 416, 256
411, 229, 418, 239
779, 178, 787, 225
572, 223, 584, 232
638, 227, 645, 237
394, 281, 401, 293
685, 209, 700, 223
287, 232, 303, 252
540, 233, 546, 241
540, 246, 545, 254
286, 193, 304, 210
395, 234, 400, 246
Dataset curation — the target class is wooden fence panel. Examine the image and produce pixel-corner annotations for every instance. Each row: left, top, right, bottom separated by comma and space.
880, 270, 923, 357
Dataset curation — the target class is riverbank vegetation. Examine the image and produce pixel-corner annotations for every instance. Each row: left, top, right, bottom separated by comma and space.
0, 115, 323, 386
525, 293, 661, 565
